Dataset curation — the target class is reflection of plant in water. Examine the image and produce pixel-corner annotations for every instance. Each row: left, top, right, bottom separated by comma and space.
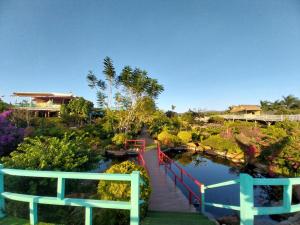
177, 152, 194, 166
192, 154, 207, 167
228, 166, 240, 175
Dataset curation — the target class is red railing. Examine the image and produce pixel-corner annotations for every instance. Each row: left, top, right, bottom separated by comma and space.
126, 139, 147, 171
125, 139, 146, 153
157, 143, 204, 206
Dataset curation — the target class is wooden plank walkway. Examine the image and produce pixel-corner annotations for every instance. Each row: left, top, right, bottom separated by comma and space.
144, 149, 196, 212
221, 114, 300, 122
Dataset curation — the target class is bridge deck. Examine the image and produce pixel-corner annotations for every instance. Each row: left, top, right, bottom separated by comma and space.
144, 149, 196, 212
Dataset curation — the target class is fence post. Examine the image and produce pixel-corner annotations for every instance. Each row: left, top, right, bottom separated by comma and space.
200, 184, 205, 213
240, 174, 254, 225
57, 177, 65, 199
0, 164, 5, 218
85, 207, 92, 225
283, 183, 292, 212
130, 171, 140, 225
29, 201, 38, 225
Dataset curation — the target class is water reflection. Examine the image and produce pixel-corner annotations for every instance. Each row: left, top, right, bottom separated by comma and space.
165, 150, 281, 222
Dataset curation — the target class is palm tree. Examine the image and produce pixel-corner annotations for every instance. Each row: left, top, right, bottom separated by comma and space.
281, 95, 299, 109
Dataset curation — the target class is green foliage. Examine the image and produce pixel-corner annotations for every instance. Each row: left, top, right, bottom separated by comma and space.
260, 95, 300, 114
61, 97, 93, 126
87, 57, 164, 135
112, 133, 130, 147
177, 131, 192, 144
202, 135, 242, 154
0, 99, 10, 112
157, 130, 181, 147
31, 117, 68, 138
262, 136, 300, 176
148, 111, 177, 136
261, 126, 287, 140
274, 120, 300, 134
3, 132, 99, 171
208, 116, 225, 124
2, 132, 100, 224
97, 161, 150, 225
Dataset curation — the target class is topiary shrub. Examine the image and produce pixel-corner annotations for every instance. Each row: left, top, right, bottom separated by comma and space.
177, 131, 192, 144
97, 161, 150, 225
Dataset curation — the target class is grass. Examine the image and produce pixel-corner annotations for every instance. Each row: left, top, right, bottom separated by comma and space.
1, 212, 215, 225
145, 143, 157, 150
0, 217, 57, 225
141, 211, 215, 225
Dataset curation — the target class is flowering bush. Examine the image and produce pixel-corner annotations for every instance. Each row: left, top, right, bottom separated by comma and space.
0, 110, 24, 156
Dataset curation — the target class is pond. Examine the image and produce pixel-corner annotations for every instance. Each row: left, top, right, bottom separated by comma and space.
164, 150, 279, 223
98, 150, 280, 223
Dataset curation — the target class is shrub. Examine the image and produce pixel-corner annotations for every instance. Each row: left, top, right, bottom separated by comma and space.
157, 130, 181, 147
61, 97, 93, 126
262, 126, 287, 140
0, 110, 24, 156
177, 131, 192, 144
202, 135, 242, 154
3, 132, 99, 171
0, 99, 10, 113
208, 116, 225, 124
97, 161, 150, 225
112, 133, 131, 147
2, 132, 100, 224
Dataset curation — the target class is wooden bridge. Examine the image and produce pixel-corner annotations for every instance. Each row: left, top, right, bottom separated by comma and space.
220, 114, 300, 122
144, 149, 197, 212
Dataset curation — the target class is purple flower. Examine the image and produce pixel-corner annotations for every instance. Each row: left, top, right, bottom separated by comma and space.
0, 111, 24, 155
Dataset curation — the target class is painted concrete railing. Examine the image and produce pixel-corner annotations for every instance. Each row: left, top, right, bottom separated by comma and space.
221, 114, 300, 122
0, 165, 143, 225
204, 173, 300, 225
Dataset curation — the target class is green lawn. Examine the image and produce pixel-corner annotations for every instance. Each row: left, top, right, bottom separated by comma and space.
141, 211, 215, 225
1, 212, 215, 225
0, 217, 57, 225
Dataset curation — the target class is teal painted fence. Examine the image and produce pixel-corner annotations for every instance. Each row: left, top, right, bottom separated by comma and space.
0, 164, 144, 225
203, 173, 300, 225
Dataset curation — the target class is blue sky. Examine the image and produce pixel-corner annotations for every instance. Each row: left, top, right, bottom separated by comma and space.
1, 0, 300, 112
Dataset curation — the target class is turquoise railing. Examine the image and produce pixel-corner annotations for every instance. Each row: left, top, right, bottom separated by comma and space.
203, 173, 300, 225
0, 165, 144, 225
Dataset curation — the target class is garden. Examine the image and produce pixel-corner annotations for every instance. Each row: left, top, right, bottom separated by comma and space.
1, 58, 300, 224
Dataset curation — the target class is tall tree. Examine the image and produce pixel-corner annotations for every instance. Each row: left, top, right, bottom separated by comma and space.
103, 57, 116, 108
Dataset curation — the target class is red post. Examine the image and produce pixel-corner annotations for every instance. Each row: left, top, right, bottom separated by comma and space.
180, 169, 183, 181
189, 191, 192, 204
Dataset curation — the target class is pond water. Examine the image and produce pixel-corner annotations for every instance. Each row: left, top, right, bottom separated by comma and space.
98, 151, 280, 223
165, 150, 279, 223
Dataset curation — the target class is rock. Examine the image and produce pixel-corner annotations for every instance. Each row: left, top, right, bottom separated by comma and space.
217, 215, 239, 225
278, 212, 300, 225
203, 145, 212, 151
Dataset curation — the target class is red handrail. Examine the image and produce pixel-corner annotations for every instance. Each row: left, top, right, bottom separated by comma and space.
157, 143, 203, 206
125, 139, 146, 153
126, 139, 148, 172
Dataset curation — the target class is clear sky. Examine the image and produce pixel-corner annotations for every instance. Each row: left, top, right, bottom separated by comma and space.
1, 0, 300, 112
